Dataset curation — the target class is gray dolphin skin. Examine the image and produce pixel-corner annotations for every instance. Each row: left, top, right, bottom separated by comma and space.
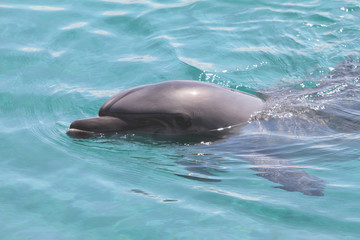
67, 80, 265, 136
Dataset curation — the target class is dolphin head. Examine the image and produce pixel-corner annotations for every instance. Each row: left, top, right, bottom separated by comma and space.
67, 80, 265, 137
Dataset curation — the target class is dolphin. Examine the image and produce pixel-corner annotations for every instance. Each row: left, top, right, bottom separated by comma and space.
67, 79, 327, 196
67, 80, 265, 137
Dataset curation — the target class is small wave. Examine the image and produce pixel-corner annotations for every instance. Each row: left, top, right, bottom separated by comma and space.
20, 47, 43, 52
117, 55, 158, 62
178, 57, 215, 71
0, 5, 13, 8
61, 22, 88, 30
50, 51, 66, 58
28, 6, 65, 11
0, 4, 65, 11
102, 0, 198, 9
208, 27, 236, 32
49, 83, 122, 97
102, 11, 127, 16
194, 186, 261, 201
91, 30, 111, 35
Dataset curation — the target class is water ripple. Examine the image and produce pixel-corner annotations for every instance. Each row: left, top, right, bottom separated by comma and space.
61, 22, 88, 30
117, 55, 158, 62
103, 11, 127, 16
1, 0, 360, 239
0, 4, 66, 11
28, 6, 65, 11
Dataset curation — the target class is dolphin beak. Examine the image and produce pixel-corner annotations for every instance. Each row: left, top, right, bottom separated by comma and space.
67, 116, 128, 137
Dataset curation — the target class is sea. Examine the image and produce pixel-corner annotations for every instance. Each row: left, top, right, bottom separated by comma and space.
1, 0, 360, 239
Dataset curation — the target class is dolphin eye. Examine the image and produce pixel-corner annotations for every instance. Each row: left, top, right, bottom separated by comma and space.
175, 116, 191, 129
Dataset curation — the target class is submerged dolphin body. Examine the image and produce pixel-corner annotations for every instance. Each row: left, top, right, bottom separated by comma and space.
67, 80, 265, 136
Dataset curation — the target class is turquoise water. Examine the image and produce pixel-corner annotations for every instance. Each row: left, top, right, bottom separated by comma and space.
1, 0, 360, 239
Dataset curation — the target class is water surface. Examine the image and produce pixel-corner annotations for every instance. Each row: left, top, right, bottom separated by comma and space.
1, 0, 360, 239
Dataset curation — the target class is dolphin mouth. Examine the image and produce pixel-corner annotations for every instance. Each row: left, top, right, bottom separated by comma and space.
66, 113, 190, 137
67, 116, 129, 137
66, 128, 98, 138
